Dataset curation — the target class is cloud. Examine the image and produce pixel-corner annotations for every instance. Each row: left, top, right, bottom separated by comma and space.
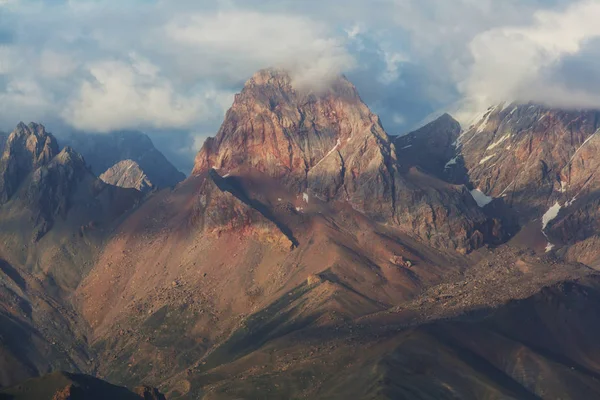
62, 54, 231, 132
164, 10, 354, 89
460, 0, 600, 116
0, 0, 598, 170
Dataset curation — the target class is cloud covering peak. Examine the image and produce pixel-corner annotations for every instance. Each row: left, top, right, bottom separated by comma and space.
0, 0, 598, 172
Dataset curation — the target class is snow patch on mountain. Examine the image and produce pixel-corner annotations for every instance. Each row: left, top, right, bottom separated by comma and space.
470, 189, 493, 208
479, 154, 496, 165
542, 202, 561, 230
444, 157, 458, 169
487, 134, 511, 150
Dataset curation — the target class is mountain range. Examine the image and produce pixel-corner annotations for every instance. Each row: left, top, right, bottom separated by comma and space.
1, 69, 600, 399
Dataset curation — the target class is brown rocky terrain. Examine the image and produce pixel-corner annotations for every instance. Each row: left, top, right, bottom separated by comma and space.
0, 123, 59, 204
100, 160, 156, 193
0, 371, 165, 400
2, 72, 600, 400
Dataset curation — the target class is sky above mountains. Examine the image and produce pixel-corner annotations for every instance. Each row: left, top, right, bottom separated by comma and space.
0, 0, 597, 173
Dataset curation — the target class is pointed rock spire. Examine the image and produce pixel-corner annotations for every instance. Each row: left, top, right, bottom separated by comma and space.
0, 122, 59, 203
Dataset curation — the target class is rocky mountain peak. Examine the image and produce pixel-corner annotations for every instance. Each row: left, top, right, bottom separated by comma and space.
458, 103, 600, 222
99, 159, 155, 193
4, 122, 59, 166
53, 146, 86, 167
64, 131, 184, 189
395, 113, 461, 177
192, 68, 383, 180
0, 122, 60, 203
191, 69, 500, 252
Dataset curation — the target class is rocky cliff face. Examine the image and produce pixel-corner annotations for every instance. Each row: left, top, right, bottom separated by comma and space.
100, 160, 155, 193
0, 123, 142, 287
0, 123, 60, 204
457, 104, 600, 221
453, 104, 600, 261
65, 131, 185, 189
0, 131, 7, 155
194, 69, 499, 252
23, 146, 89, 241
394, 113, 461, 178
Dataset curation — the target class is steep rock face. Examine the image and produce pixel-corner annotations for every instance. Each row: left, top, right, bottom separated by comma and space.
458, 104, 600, 221
193, 69, 498, 251
0, 131, 7, 154
100, 160, 155, 193
193, 68, 403, 220
0, 123, 59, 203
0, 123, 143, 291
65, 131, 185, 189
193, 69, 355, 180
22, 147, 89, 240
394, 113, 461, 178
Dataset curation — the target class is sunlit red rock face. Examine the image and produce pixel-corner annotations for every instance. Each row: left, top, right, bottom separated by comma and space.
457, 104, 600, 220
194, 69, 499, 252
193, 69, 397, 216
455, 104, 600, 264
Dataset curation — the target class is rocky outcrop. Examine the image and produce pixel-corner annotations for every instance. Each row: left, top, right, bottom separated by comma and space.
394, 113, 461, 178
458, 104, 600, 222
22, 147, 89, 240
0, 122, 59, 203
100, 160, 155, 193
65, 131, 185, 189
193, 69, 499, 252
0, 131, 7, 155
193, 68, 403, 220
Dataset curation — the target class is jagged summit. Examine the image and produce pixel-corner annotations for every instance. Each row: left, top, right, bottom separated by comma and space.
65, 130, 185, 189
192, 68, 380, 178
53, 146, 86, 166
99, 159, 155, 193
0, 122, 60, 203
192, 68, 500, 252
395, 113, 461, 177
458, 103, 600, 214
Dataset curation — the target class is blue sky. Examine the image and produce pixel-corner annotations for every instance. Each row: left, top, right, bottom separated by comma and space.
1, 0, 597, 173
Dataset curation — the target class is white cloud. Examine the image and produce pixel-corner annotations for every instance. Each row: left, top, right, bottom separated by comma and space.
62, 54, 235, 132
392, 113, 406, 125
164, 10, 354, 89
1, 0, 599, 163
462, 0, 600, 112
378, 50, 409, 84
39, 50, 79, 79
